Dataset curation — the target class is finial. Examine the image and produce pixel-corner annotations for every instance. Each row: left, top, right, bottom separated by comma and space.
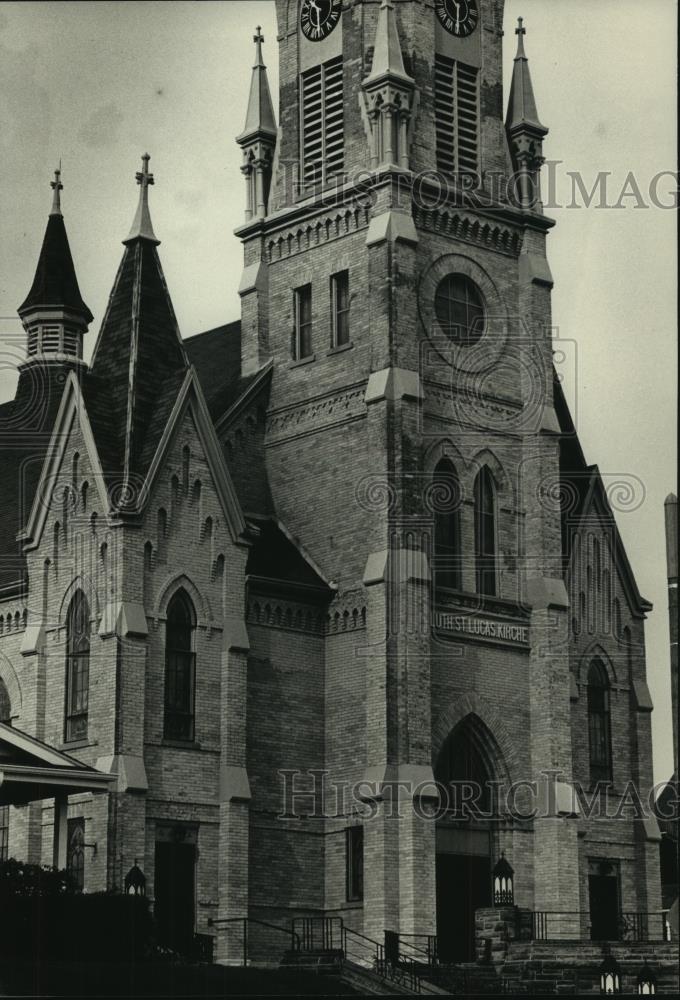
50, 163, 63, 216
515, 17, 526, 57
125, 152, 160, 244
253, 25, 265, 66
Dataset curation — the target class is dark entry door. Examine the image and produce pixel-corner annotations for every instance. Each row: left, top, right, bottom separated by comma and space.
589, 874, 620, 941
436, 853, 491, 962
155, 841, 196, 953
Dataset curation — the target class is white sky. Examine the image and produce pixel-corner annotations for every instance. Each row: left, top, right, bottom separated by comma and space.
0, 1, 676, 781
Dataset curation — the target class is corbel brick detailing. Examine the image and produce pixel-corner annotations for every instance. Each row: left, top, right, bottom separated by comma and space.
413, 206, 522, 258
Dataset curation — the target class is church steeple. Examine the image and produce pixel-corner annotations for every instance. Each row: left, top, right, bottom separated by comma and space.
90, 155, 188, 506
237, 27, 277, 221
362, 0, 416, 170
505, 19, 548, 210
18, 168, 93, 363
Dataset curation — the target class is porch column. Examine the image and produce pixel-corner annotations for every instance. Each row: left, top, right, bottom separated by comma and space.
52, 792, 68, 869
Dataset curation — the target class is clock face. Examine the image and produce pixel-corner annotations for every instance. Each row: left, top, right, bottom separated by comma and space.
435, 0, 479, 38
300, 0, 342, 41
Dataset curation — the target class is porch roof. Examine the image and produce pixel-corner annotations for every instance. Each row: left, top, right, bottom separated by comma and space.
0, 722, 114, 805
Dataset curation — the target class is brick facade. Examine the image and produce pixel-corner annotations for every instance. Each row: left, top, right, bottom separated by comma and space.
0, 0, 665, 967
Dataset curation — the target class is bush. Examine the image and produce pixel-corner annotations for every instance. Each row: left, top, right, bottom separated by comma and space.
0, 860, 153, 962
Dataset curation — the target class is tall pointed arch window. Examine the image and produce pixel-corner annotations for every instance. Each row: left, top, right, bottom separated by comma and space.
587, 660, 612, 784
65, 591, 90, 743
433, 458, 462, 591
0, 678, 10, 725
164, 589, 196, 742
474, 467, 497, 596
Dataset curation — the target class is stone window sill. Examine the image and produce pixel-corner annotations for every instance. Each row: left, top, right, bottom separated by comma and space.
289, 354, 316, 369
61, 738, 98, 751
327, 341, 353, 356
160, 738, 203, 751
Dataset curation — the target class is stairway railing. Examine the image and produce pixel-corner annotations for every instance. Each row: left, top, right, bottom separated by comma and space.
208, 916, 301, 967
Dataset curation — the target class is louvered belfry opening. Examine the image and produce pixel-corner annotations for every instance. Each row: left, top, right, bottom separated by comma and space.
434, 54, 480, 177
301, 55, 344, 188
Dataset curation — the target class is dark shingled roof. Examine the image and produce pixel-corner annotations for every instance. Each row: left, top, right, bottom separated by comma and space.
18, 214, 93, 322
246, 517, 331, 596
184, 321, 243, 420
89, 238, 189, 496
0, 362, 81, 594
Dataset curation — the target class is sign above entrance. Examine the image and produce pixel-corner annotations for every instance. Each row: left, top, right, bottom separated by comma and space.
434, 610, 530, 648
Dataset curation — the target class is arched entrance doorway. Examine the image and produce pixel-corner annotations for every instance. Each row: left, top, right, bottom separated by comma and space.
435, 715, 497, 963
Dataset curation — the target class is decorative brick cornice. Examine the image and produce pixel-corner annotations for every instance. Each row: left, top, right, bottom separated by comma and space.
265, 205, 371, 263
246, 598, 367, 635
266, 382, 367, 446
413, 205, 522, 257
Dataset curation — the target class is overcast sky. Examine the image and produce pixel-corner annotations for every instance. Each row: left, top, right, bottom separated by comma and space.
0, 2, 676, 781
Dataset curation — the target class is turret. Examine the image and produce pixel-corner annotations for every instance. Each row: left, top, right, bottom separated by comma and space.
236, 27, 277, 221
18, 168, 93, 363
361, 0, 416, 171
505, 18, 548, 210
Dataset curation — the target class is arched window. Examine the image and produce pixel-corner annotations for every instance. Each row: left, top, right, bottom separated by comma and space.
65, 591, 90, 743
164, 589, 196, 742
474, 467, 497, 597
433, 458, 461, 590
436, 716, 494, 816
0, 678, 11, 724
67, 818, 85, 891
587, 660, 612, 784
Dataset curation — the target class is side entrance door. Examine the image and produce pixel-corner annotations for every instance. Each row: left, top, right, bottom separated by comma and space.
436, 850, 491, 963
154, 840, 196, 954
589, 873, 620, 941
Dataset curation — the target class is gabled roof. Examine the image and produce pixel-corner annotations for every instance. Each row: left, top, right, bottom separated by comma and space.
18, 213, 93, 322
554, 372, 651, 616
0, 722, 113, 806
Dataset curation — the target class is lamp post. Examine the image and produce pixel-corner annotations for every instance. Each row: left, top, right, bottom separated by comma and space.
599, 951, 622, 994
492, 854, 514, 906
637, 962, 657, 995
124, 860, 146, 896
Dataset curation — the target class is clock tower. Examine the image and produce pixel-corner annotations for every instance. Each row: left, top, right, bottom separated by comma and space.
234, 0, 586, 951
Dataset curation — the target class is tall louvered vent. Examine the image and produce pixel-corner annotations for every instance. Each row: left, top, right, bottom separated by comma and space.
435, 55, 480, 176
301, 56, 344, 187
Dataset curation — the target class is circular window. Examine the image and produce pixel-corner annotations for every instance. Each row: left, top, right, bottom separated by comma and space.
434, 274, 486, 345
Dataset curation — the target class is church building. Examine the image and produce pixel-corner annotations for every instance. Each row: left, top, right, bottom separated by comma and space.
0, 0, 670, 974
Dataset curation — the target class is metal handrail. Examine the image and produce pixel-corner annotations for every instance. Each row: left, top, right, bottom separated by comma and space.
530, 909, 671, 943
207, 916, 301, 966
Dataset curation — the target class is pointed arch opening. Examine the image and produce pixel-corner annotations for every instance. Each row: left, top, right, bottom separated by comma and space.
474, 466, 497, 596
0, 677, 11, 724
64, 591, 91, 743
587, 659, 612, 784
164, 588, 196, 743
433, 458, 462, 591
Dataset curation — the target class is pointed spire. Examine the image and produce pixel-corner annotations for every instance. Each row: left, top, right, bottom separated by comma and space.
365, 0, 412, 85
506, 18, 546, 133
125, 153, 160, 245
90, 160, 188, 496
50, 164, 63, 216
18, 171, 92, 324
238, 27, 277, 143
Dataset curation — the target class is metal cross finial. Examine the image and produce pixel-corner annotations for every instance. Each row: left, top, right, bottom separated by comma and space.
254, 25, 264, 60
516, 17, 526, 36
50, 162, 63, 215
135, 152, 154, 188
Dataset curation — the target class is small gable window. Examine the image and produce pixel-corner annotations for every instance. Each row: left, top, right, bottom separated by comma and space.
164, 589, 196, 743
64, 591, 90, 743
587, 660, 612, 785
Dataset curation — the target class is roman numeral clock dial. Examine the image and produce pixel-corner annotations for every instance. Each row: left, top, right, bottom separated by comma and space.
436, 0, 479, 37
300, 0, 342, 41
